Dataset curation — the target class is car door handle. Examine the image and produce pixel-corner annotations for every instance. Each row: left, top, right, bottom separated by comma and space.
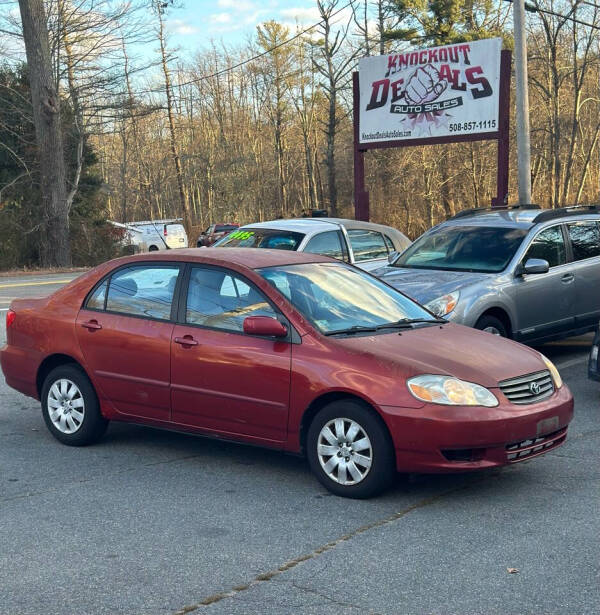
561, 273, 575, 283
174, 336, 199, 347
81, 320, 102, 330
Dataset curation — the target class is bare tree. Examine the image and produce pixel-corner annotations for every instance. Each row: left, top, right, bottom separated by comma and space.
313, 0, 357, 216
18, 0, 71, 266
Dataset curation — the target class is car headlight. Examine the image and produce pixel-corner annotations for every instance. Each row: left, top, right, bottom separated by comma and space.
540, 354, 563, 389
407, 374, 499, 407
424, 291, 459, 317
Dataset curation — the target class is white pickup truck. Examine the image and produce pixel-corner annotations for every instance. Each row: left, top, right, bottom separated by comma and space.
110, 219, 188, 253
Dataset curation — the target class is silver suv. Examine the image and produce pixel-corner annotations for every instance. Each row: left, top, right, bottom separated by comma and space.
374, 205, 600, 344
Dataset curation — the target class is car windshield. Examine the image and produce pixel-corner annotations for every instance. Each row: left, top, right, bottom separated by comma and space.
215, 228, 305, 251
257, 262, 433, 335
394, 225, 527, 273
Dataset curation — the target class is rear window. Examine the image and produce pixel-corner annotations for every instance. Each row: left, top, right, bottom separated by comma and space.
104, 265, 180, 320
347, 229, 389, 262
165, 224, 185, 235
215, 228, 305, 251
567, 222, 600, 261
215, 224, 239, 233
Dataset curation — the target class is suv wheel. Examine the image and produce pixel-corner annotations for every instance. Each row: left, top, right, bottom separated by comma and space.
475, 315, 508, 337
307, 400, 395, 499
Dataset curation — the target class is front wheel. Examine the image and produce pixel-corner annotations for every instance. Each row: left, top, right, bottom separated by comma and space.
474, 314, 508, 337
307, 400, 396, 499
41, 364, 108, 446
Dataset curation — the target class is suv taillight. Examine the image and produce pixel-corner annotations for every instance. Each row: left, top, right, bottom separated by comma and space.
6, 309, 15, 328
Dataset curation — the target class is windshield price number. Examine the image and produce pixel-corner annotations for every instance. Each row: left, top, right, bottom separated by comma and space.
449, 120, 496, 132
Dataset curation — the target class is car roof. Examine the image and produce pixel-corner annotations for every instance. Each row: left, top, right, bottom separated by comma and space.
441, 207, 600, 230
108, 247, 332, 270
238, 217, 406, 237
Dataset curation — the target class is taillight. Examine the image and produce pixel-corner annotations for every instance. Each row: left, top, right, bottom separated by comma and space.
6, 309, 15, 328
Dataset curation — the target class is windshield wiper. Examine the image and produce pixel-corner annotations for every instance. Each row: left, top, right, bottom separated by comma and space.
324, 318, 445, 336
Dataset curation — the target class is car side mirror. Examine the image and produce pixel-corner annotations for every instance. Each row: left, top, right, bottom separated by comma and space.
520, 258, 550, 275
243, 316, 288, 338
388, 251, 399, 264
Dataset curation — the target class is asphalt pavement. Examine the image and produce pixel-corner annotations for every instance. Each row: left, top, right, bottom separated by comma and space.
0, 273, 598, 615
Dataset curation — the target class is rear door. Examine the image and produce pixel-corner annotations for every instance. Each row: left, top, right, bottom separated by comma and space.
76, 263, 181, 421
566, 220, 600, 328
170, 265, 292, 443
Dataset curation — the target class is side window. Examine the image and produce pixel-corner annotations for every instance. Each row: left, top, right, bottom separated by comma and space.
524, 226, 566, 268
567, 222, 600, 261
304, 231, 344, 260
105, 265, 179, 320
186, 267, 278, 332
86, 280, 107, 310
347, 229, 388, 262
383, 235, 395, 252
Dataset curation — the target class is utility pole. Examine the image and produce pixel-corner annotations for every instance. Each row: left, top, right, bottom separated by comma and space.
513, 0, 532, 204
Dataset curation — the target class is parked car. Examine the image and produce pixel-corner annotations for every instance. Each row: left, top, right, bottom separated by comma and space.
197, 223, 240, 247
110, 219, 188, 252
589, 324, 599, 381
1, 248, 572, 498
212, 218, 411, 272
374, 205, 600, 344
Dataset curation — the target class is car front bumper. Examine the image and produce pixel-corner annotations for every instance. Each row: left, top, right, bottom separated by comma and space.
381, 384, 574, 473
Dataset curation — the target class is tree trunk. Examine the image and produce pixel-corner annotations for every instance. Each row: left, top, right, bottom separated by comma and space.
158, 7, 193, 233
18, 0, 71, 266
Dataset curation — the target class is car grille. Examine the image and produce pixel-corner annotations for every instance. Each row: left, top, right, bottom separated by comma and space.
499, 370, 554, 404
506, 428, 567, 462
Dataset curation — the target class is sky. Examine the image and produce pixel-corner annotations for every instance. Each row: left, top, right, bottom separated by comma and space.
166, 0, 328, 52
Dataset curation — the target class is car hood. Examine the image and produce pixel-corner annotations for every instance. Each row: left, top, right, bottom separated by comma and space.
332, 323, 546, 388
374, 266, 492, 304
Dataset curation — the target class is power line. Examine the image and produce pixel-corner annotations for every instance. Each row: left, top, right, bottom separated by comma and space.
503, 0, 600, 31
170, 0, 358, 90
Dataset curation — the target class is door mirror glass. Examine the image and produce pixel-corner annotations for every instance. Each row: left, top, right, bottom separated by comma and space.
522, 258, 550, 275
243, 316, 287, 338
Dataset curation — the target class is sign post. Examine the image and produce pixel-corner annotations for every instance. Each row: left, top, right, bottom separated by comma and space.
353, 39, 511, 221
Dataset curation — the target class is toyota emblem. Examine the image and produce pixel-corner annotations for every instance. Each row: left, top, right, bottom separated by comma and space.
530, 381, 541, 395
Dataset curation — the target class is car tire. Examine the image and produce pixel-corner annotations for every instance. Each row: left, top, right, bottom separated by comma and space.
307, 400, 395, 499
148, 245, 159, 252
41, 364, 108, 446
475, 315, 508, 337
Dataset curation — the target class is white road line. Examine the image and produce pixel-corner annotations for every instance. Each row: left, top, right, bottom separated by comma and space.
556, 356, 588, 370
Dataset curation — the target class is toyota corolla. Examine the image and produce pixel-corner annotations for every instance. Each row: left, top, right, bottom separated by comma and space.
0, 249, 573, 498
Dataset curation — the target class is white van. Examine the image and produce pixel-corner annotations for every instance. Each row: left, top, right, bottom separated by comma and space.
110, 219, 188, 252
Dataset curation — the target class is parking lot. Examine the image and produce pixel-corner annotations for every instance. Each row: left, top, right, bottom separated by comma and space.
1, 273, 598, 615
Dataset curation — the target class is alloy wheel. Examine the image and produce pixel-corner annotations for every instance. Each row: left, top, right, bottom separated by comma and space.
47, 379, 85, 434
317, 418, 373, 486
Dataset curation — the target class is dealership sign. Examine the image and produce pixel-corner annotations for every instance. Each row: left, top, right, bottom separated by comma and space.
358, 38, 502, 144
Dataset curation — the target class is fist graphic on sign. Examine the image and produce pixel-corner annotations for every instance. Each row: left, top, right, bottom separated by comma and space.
404, 64, 447, 105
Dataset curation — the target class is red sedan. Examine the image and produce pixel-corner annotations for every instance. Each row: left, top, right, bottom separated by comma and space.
0, 249, 573, 498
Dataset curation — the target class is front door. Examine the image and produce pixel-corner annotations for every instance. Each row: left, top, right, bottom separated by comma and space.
170, 266, 292, 443
513, 225, 575, 340
76, 263, 181, 421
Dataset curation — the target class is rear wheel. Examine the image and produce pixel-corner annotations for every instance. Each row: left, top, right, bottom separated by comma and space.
148, 245, 159, 252
307, 400, 395, 499
41, 365, 108, 446
475, 314, 508, 337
